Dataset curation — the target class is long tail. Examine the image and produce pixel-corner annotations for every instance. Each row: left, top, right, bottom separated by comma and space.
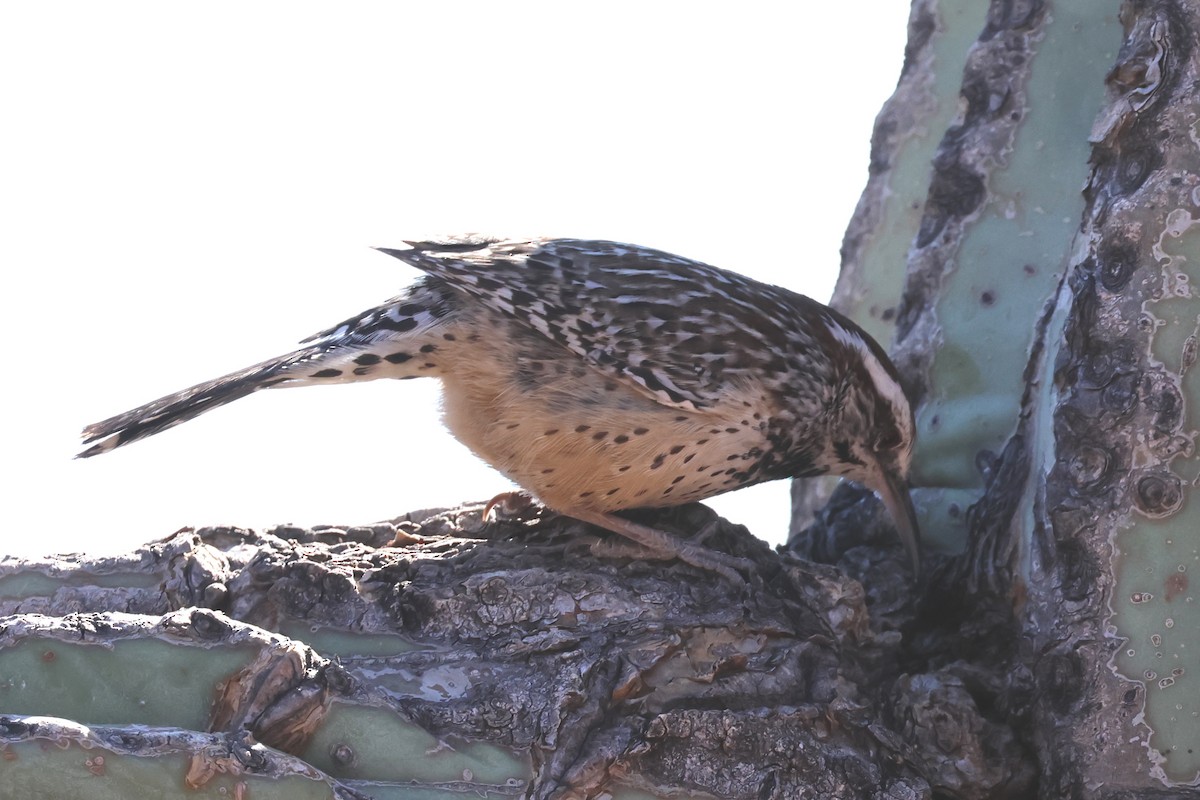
78, 343, 342, 457
79, 276, 456, 458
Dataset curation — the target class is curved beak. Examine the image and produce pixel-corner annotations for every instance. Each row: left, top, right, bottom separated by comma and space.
875, 469, 921, 574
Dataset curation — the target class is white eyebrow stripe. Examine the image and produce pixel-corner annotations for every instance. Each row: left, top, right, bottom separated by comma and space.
862, 350, 908, 415
827, 320, 912, 434
827, 321, 868, 352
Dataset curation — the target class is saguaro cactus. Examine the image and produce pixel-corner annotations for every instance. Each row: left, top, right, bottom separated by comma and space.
817, 0, 1200, 795
4, 2, 1198, 798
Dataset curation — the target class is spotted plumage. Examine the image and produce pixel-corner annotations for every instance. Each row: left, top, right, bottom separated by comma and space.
80, 236, 919, 576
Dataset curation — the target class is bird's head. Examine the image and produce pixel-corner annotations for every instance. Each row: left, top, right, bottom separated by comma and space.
819, 313, 920, 572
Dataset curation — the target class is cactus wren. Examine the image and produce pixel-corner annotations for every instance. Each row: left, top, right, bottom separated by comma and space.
80, 236, 919, 578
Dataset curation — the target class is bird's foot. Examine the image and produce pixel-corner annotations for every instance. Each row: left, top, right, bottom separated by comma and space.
567, 508, 754, 585
483, 490, 542, 523
585, 537, 669, 563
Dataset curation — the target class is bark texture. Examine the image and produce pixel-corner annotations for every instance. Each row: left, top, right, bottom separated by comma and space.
1, 506, 973, 799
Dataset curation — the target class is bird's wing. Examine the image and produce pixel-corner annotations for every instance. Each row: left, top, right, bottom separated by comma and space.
297, 291, 452, 347
378, 237, 819, 411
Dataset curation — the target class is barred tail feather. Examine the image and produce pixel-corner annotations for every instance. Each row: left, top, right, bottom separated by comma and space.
80, 275, 457, 458
77, 345, 329, 458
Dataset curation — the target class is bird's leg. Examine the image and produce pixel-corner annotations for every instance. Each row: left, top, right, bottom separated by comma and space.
565, 508, 752, 584
482, 493, 749, 582
692, 518, 724, 546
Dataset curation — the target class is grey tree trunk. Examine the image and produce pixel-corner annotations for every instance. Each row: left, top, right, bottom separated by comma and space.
3, 2, 1198, 799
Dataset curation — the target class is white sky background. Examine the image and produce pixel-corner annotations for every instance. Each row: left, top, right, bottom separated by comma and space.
2, 3, 910, 559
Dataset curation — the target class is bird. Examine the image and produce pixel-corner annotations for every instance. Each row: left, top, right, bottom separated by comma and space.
79, 236, 919, 578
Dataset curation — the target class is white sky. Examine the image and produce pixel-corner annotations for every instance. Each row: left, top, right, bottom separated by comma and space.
2, 3, 910, 559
